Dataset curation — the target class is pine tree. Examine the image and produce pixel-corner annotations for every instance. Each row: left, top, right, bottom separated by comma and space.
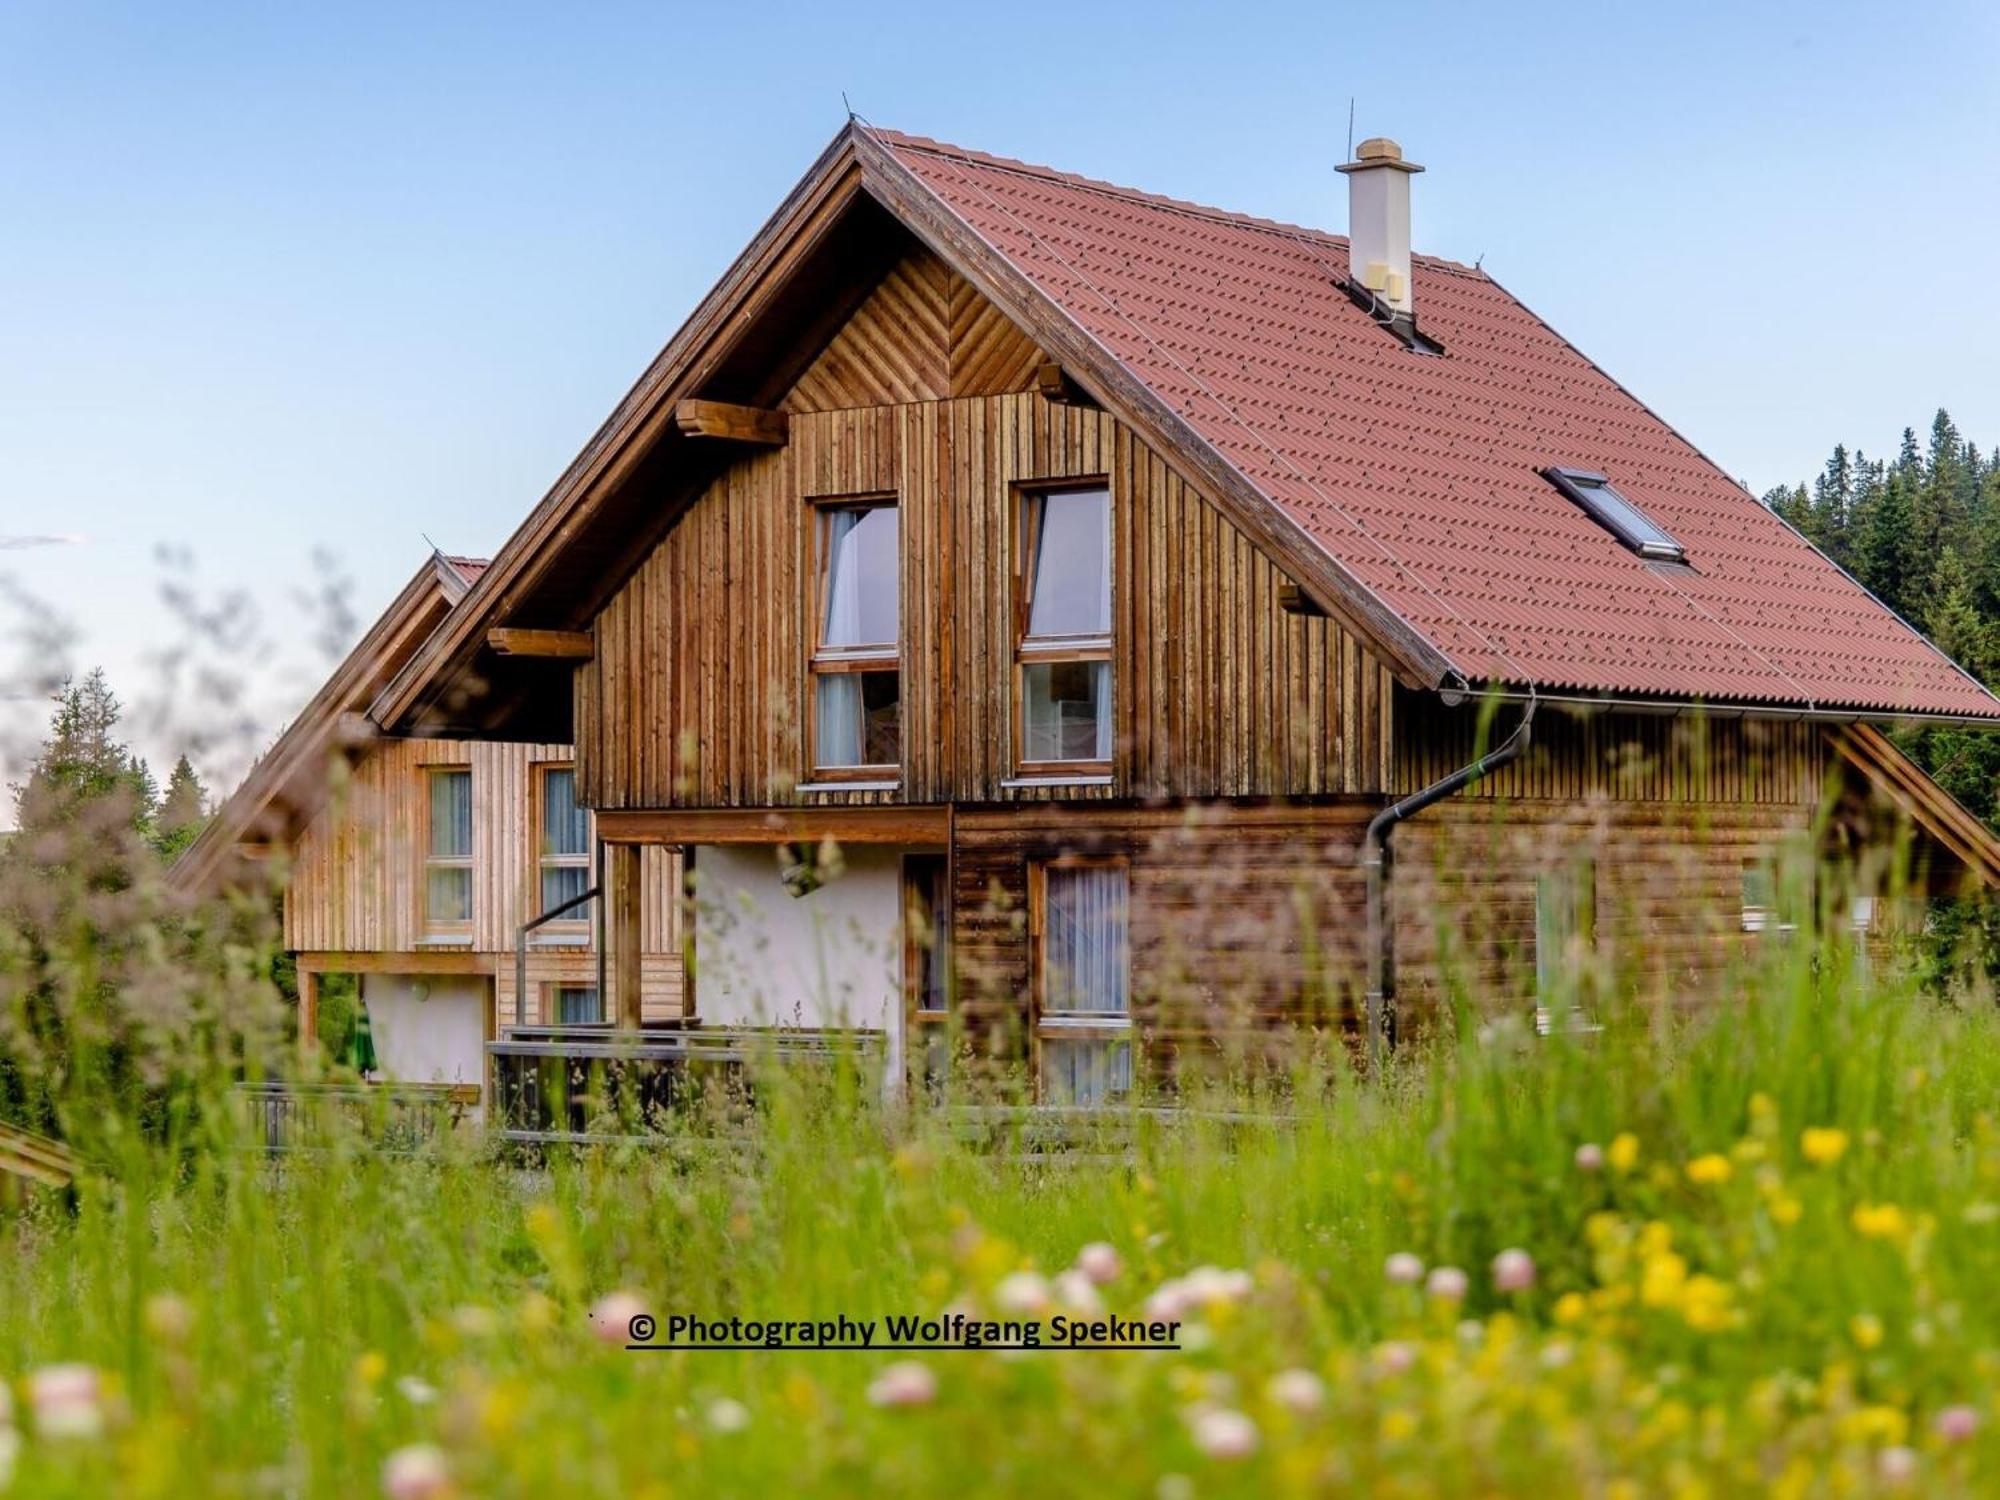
8, 668, 157, 842
1812, 444, 1855, 560
1923, 547, 1993, 683
154, 753, 210, 860
1855, 468, 1924, 618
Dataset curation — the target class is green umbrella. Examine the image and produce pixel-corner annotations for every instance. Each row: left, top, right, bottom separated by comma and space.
347, 1004, 378, 1077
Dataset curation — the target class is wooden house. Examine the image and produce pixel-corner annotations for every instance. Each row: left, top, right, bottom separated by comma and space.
191, 126, 2000, 1107
177, 553, 682, 1096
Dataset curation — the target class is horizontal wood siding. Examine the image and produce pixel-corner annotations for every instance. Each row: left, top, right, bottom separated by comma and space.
1394, 696, 1826, 805
285, 737, 681, 964
577, 393, 1394, 809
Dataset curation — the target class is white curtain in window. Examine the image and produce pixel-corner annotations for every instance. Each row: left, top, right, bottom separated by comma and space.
816, 674, 862, 765
542, 768, 588, 855
823, 509, 864, 646
1045, 866, 1128, 1014
429, 771, 471, 857
822, 506, 898, 649
1042, 1036, 1132, 1104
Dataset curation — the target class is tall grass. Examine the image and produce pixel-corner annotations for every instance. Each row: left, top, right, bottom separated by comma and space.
4, 899, 2000, 1496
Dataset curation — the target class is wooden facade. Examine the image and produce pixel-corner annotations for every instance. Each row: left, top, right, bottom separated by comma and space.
199, 141, 2000, 1112
578, 338, 1396, 808
549, 238, 1946, 1087
286, 736, 683, 1024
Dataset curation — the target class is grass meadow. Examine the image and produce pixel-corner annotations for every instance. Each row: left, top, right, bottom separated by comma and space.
6, 892, 2000, 1499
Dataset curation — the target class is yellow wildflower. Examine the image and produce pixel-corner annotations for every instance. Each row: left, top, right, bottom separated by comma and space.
1608, 1133, 1641, 1172
1852, 1203, 1908, 1240
1680, 1275, 1735, 1333
1850, 1314, 1884, 1350
1641, 1249, 1689, 1309
1381, 1408, 1418, 1442
1769, 1194, 1803, 1226
1836, 1404, 1909, 1446
1554, 1292, 1589, 1326
1686, 1154, 1733, 1187
354, 1350, 387, 1384
1801, 1127, 1849, 1166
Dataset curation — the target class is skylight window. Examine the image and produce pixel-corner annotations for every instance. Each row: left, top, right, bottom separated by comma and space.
1545, 468, 1685, 562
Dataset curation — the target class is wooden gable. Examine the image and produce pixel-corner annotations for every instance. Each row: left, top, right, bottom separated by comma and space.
784, 245, 1044, 412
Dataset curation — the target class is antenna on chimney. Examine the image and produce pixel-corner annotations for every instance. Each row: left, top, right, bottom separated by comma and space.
1346, 99, 1355, 164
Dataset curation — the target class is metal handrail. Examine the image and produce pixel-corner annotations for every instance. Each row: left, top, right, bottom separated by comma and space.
515, 884, 601, 1027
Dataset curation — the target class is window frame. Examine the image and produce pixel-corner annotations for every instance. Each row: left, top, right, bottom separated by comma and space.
422, 766, 474, 941
1741, 858, 1799, 935
1544, 468, 1687, 563
1030, 855, 1133, 1104
806, 493, 902, 781
902, 851, 953, 1096
533, 763, 593, 941
1014, 480, 1115, 778
544, 982, 604, 1027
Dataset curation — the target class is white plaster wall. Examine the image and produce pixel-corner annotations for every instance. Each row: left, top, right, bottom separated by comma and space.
691, 844, 902, 1086
361, 974, 489, 1089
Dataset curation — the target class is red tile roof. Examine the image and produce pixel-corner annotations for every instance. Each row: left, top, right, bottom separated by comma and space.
878, 131, 1999, 719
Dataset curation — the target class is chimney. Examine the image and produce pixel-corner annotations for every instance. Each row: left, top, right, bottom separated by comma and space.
1337, 137, 1423, 315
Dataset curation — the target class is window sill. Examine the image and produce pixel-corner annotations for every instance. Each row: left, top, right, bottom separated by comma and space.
529, 934, 592, 950
416, 935, 473, 948
1038, 1014, 1133, 1034
798, 779, 902, 793
1002, 774, 1113, 790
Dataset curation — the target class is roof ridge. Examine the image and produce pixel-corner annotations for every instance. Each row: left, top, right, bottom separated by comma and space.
872, 127, 1484, 278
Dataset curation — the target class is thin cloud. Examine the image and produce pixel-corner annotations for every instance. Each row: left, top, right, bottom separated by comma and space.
0, 534, 87, 551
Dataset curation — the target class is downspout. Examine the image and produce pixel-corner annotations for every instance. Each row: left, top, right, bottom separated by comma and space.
1361, 693, 1537, 1068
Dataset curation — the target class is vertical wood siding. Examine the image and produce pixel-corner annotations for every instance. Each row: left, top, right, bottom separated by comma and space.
284, 737, 681, 961
577, 392, 1395, 810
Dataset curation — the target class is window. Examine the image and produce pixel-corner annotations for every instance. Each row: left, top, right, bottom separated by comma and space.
812, 500, 900, 774
1741, 860, 1798, 934
904, 854, 953, 1094
1534, 858, 1598, 1035
1036, 862, 1131, 1104
1018, 485, 1112, 771
538, 766, 592, 923
424, 768, 473, 932
1544, 469, 1686, 563
549, 984, 602, 1025
903, 854, 952, 1016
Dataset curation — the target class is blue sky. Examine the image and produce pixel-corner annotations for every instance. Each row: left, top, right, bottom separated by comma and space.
3, 0, 1998, 793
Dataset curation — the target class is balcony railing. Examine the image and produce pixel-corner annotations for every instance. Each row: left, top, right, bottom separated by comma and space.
488, 1023, 882, 1144
234, 1080, 482, 1154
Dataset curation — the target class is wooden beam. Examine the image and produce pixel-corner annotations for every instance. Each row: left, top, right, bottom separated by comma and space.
1276, 582, 1327, 618
486, 627, 595, 661
295, 950, 496, 977
597, 805, 951, 847
1036, 358, 1081, 405
606, 843, 644, 1029
672, 399, 790, 446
